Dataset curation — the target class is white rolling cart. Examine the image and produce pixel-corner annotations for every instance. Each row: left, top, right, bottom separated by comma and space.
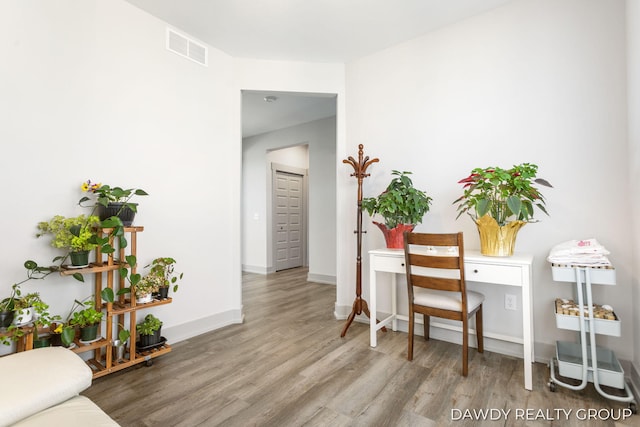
548, 263, 636, 413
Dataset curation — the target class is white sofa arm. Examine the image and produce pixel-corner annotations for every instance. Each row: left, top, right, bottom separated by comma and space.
0, 347, 92, 427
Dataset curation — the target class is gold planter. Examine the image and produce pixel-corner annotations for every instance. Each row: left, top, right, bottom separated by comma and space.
475, 215, 526, 257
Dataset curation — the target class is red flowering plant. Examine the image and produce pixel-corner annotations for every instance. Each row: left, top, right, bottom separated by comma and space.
453, 163, 553, 226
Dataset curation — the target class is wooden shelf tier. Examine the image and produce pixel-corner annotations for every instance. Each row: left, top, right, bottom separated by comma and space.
59, 260, 129, 276
107, 297, 173, 315
88, 343, 171, 379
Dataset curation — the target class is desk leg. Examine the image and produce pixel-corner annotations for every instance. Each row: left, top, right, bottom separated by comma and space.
370, 263, 377, 347
391, 273, 397, 331
522, 277, 533, 391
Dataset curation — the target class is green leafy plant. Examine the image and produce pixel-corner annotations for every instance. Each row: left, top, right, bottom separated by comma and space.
146, 257, 184, 292
31, 298, 61, 341
0, 261, 57, 345
100, 254, 141, 303
69, 300, 103, 328
453, 163, 553, 226
362, 170, 433, 229
76, 180, 147, 286
79, 179, 148, 214
136, 314, 162, 336
13, 292, 41, 311
36, 214, 101, 253
51, 322, 77, 347
118, 325, 131, 343
1, 262, 59, 313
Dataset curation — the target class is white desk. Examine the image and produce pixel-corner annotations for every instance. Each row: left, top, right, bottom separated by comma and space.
369, 248, 534, 390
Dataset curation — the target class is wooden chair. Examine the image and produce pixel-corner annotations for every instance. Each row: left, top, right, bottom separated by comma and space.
403, 231, 484, 376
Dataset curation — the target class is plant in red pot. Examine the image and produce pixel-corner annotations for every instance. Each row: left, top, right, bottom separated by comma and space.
362, 170, 432, 249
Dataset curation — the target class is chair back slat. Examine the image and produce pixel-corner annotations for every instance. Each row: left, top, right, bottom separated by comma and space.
409, 275, 461, 292
405, 232, 459, 247
408, 253, 460, 269
403, 231, 467, 299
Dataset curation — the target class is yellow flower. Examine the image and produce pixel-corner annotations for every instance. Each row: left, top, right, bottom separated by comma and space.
81, 180, 102, 193
53, 324, 63, 333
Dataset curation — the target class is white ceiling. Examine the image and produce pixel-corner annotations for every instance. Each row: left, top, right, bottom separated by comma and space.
124, 0, 514, 136
242, 91, 337, 138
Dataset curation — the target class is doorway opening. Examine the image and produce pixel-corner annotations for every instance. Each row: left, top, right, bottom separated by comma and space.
240, 90, 337, 281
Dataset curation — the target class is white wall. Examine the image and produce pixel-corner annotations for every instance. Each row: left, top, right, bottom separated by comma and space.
0, 0, 242, 343
342, 0, 632, 360
628, 0, 640, 380
242, 116, 337, 282
4, 0, 636, 373
0, 2, 347, 348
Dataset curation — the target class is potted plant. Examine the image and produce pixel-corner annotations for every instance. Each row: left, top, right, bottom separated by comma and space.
37, 214, 101, 267
69, 300, 103, 342
79, 179, 148, 226
1, 261, 56, 335
0, 284, 21, 329
50, 321, 76, 348
362, 170, 433, 248
453, 163, 553, 256
30, 298, 62, 348
13, 292, 42, 325
136, 314, 162, 348
146, 257, 184, 299
112, 325, 131, 362
134, 274, 162, 304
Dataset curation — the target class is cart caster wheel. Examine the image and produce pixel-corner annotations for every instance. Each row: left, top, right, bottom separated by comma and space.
629, 402, 637, 414
548, 381, 556, 392
145, 360, 153, 367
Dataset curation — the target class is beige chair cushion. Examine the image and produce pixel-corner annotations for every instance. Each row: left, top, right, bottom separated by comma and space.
12, 395, 119, 427
0, 347, 92, 427
413, 288, 484, 313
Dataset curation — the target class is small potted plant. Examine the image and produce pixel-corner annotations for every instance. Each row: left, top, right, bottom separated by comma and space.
69, 300, 103, 342
79, 179, 148, 226
37, 214, 101, 267
0, 284, 21, 329
146, 257, 184, 299
30, 298, 61, 348
13, 292, 42, 325
453, 163, 553, 256
362, 170, 433, 248
1, 261, 56, 343
113, 325, 131, 362
50, 321, 76, 348
136, 314, 162, 348
134, 274, 163, 304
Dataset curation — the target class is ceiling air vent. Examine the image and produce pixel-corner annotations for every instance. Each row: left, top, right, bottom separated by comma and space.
166, 28, 208, 66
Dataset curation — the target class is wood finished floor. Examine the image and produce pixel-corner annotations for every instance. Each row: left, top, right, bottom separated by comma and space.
84, 268, 639, 427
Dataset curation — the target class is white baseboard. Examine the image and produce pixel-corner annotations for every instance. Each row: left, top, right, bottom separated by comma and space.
307, 272, 336, 285
334, 303, 352, 320
242, 265, 269, 274
163, 308, 243, 344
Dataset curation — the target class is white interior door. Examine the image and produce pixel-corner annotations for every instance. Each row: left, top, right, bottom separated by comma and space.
274, 171, 303, 271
